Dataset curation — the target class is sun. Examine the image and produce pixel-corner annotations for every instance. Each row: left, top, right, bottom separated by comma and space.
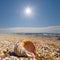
25, 7, 32, 15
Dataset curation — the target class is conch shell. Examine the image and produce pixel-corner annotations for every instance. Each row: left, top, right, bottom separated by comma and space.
14, 40, 37, 58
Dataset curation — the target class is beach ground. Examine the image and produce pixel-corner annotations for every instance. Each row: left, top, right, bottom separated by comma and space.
0, 34, 60, 60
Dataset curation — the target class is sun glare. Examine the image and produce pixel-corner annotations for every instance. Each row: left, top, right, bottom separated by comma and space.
25, 7, 32, 15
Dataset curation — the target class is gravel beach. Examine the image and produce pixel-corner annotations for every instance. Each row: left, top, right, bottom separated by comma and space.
0, 34, 60, 60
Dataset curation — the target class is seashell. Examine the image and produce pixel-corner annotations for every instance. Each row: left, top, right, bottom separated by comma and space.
14, 41, 27, 57
14, 40, 37, 58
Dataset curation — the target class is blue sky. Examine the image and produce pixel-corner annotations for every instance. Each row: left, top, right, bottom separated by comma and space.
0, 0, 60, 33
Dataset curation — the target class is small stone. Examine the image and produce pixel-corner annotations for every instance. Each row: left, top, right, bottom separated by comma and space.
3, 57, 10, 60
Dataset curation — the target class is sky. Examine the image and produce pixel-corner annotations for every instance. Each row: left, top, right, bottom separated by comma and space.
0, 0, 60, 33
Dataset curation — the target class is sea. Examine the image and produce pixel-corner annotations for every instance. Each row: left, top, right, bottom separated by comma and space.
13, 33, 60, 37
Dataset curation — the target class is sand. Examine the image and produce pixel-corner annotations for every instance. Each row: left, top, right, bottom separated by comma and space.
0, 34, 60, 60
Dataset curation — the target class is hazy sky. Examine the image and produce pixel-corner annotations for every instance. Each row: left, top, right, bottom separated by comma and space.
0, 0, 60, 28
0, 0, 60, 33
